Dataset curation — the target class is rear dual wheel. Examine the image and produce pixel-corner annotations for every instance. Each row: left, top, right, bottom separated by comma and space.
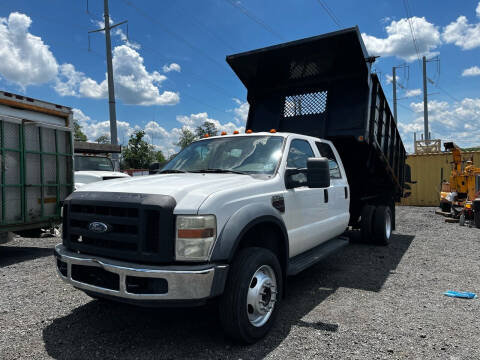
361, 205, 392, 245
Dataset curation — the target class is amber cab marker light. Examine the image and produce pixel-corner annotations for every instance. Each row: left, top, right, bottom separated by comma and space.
203, 134, 210, 138
270, 129, 277, 133
246, 129, 253, 133
233, 130, 239, 134
221, 131, 227, 135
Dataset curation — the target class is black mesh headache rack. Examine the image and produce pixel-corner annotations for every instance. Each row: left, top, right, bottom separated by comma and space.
227, 27, 409, 223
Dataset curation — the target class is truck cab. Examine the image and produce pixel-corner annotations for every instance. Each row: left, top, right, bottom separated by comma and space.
74, 154, 129, 188
73, 142, 129, 189
55, 132, 352, 342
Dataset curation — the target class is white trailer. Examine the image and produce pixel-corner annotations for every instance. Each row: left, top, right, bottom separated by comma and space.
0, 90, 74, 241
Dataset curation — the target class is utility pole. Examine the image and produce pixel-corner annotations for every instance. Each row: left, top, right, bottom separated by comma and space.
89, 0, 127, 168
422, 56, 429, 141
391, 63, 408, 123
392, 67, 397, 122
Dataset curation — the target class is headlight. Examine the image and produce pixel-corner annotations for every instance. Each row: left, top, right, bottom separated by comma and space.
175, 215, 216, 261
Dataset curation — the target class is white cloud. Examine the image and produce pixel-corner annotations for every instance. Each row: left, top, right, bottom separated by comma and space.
361, 17, 441, 61
477, 1, 480, 17
72, 101, 248, 156
0, 12, 58, 87
462, 65, 480, 77
56, 45, 179, 106
232, 98, 249, 124
442, 15, 480, 50
162, 63, 181, 73
405, 89, 422, 98
399, 98, 480, 149
73, 107, 136, 144
385, 74, 400, 84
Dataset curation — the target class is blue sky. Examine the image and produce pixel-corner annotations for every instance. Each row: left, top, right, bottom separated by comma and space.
0, 0, 479, 155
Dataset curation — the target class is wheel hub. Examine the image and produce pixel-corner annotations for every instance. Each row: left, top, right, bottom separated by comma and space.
246, 265, 277, 327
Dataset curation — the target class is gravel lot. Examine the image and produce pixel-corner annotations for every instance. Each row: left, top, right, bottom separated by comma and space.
1, 206, 479, 359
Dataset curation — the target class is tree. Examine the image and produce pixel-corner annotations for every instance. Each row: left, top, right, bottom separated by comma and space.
196, 121, 218, 138
74, 120, 87, 142
155, 150, 166, 162
95, 134, 110, 144
176, 128, 196, 149
122, 130, 155, 169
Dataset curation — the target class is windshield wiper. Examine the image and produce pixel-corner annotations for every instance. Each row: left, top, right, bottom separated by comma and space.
159, 169, 187, 174
190, 168, 248, 175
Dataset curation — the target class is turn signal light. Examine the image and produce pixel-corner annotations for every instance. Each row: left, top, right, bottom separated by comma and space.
221, 131, 227, 135
270, 129, 277, 133
233, 130, 239, 134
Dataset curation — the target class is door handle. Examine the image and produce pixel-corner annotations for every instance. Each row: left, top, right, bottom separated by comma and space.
324, 189, 328, 203
345, 186, 348, 199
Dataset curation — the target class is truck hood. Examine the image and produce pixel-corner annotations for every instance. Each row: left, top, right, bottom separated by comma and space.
75, 173, 264, 213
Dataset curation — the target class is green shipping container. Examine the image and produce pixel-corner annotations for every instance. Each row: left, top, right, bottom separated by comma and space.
0, 91, 74, 234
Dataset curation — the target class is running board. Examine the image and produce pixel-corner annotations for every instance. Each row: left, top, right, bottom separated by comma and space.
287, 236, 349, 276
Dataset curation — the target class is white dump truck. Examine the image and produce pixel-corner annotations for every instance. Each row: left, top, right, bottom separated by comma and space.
0, 90, 74, 242
54, 28, 411, 343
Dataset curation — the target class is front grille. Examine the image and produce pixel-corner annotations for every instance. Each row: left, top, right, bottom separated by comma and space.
62, 192, 176, 263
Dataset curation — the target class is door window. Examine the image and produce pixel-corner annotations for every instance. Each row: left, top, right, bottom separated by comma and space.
316, 142, 342, 179
287, 139, 315, 186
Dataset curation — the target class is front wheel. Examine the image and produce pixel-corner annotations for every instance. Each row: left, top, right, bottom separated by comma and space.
219, 247, 282, 344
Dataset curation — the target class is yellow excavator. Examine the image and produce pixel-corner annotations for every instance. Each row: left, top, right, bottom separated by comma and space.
440, 142, 480, 228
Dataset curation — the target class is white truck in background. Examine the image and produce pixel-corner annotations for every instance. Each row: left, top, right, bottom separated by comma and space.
0, 90, 74, 241
73, 142, 129, 189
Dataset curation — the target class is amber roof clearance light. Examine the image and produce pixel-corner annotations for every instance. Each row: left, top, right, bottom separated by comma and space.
203, 134, 210, 138
233, 130, 239, 134
221, 131, 227, 135
246, 129, 253, 133
270, 129, 277, 133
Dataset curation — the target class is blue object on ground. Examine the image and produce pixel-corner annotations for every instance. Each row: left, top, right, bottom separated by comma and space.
444, 290, 477, 299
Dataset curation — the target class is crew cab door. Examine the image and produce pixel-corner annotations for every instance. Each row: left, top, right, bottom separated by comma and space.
282, 139, 329, 257
314, 141, 350, 236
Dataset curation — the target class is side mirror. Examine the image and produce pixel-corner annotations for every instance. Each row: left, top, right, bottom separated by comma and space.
307, 157, 330, 188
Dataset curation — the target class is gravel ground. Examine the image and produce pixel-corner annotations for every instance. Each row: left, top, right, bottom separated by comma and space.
1, 206, 479, 359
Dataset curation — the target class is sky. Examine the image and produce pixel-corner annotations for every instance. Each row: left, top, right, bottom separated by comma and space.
0, 0, 479, 155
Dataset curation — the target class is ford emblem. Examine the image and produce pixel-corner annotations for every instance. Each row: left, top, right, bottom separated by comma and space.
88, 221, 109, 233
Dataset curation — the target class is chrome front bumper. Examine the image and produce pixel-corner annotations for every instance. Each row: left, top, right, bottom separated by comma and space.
54, 244, 228, 301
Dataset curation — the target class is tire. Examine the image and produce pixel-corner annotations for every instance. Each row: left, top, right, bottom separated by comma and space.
14, 228, 43, 238
360, 205, 376, 243
475, 211, 480, 229
372, 206, 392, 246
459, 213, 465, 227
219, 247, 282, 344
440, 202, 451, 213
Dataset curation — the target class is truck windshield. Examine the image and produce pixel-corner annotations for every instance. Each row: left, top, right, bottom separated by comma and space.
75, 155, 114, 172
162, 135, 284, 175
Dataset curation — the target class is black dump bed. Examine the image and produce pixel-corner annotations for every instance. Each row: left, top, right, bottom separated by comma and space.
227, 27, 408, 220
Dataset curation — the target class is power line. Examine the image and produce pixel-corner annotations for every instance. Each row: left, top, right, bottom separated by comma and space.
121, 0, 231, 73
224, 0, 286, 41
315, 0, 342, 28
173, 2, 241, 53
436, 84, 460, 102
402, 0, 422, 72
